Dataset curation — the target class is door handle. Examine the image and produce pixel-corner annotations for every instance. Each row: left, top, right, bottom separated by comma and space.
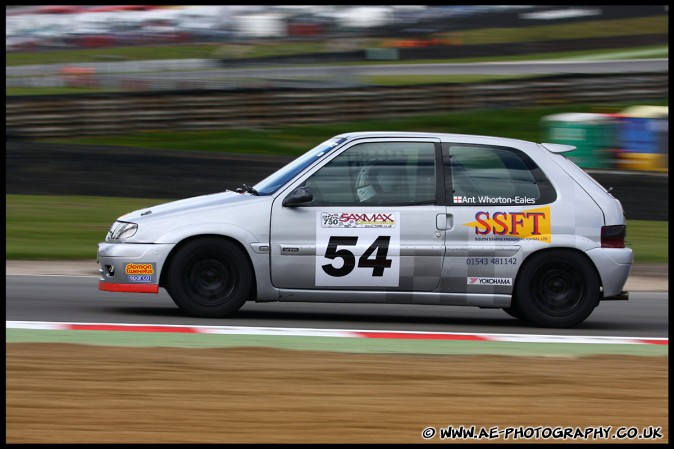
436, 214, 453, 230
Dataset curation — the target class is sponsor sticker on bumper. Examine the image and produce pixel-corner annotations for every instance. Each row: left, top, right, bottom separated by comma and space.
124, 262, 156, 283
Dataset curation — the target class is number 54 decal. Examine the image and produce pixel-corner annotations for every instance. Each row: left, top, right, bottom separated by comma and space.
316, 211, 400, 287
322, 236, 392, 277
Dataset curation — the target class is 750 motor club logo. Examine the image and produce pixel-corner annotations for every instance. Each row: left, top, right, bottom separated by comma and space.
322, 212, 396, 228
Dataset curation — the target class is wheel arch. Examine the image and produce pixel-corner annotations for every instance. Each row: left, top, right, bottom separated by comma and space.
159, 234, 257, 300
513, 247, 602, 303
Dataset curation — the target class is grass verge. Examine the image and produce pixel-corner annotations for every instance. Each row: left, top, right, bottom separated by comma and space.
37, 100, 669, 156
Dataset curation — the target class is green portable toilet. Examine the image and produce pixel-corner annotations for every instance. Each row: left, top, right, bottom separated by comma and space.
541, 113, 618, 169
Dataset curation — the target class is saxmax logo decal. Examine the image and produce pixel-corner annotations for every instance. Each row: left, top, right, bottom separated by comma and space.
321, 212, 396, 228
463, 206, 551, 243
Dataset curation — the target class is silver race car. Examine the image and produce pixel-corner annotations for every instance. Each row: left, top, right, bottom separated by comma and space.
98, 132, 632, 328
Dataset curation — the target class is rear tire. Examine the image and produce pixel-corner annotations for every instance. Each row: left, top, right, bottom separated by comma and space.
166, 238, 253, 317
514, 250, 600, 328
502, 305, 526, 321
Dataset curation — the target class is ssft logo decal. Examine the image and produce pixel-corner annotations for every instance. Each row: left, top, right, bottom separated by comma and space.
468, 277, 513, 286
464, 206, 551, 243
316, 212, 400, 287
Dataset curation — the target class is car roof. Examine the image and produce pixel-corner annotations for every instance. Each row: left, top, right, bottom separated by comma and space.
334, 131, 535, 146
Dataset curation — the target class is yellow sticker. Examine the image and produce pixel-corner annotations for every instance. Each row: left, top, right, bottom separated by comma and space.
125, 263, 155, 275
464, 206, 551, 243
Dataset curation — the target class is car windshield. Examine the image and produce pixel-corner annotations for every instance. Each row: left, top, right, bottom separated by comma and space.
253, 136, 347, 195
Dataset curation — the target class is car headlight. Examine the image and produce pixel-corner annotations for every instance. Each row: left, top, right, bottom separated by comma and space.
106, 221, 138, 241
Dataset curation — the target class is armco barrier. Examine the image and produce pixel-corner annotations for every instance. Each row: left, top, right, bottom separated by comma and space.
6, 73, 669, 139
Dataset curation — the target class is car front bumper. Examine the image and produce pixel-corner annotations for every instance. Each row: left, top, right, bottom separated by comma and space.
97, 242, 174, 294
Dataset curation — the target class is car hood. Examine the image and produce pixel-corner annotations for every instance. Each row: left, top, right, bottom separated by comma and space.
118, 190, 260, 223
114, 190, 275, 244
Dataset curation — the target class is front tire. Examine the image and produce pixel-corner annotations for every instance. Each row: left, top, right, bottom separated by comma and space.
513, 250, 600, 328
166, 238, 253, 317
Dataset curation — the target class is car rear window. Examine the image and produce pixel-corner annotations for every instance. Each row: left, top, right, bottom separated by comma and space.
447, 144, 556, 205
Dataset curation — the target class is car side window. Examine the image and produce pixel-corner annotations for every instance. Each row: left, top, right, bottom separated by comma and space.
304, 141, 436, 206
448, 144, 556, 205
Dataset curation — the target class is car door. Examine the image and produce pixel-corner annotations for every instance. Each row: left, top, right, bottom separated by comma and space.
269, 137, 446, 292
440, 141, 557, 295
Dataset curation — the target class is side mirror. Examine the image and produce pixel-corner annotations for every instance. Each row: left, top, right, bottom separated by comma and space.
282, 186, 313, 207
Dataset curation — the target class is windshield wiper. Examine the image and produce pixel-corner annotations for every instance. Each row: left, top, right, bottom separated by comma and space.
235, 184, 259, 196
